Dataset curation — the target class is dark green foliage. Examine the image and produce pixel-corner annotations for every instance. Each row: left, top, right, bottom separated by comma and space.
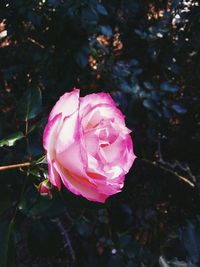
0, 219, 15, 267
0, 0, 200, 266
0, 132, 24, 147
17, 87, 42, 121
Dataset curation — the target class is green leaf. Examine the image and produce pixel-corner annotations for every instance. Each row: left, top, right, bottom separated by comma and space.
76, 219, 91, 237
159, 256, 194, 267
107, 254, 124, 267
162, 107, 171, 118
170, 259, 191, 267
33, 155, 47, 166
0, 192, 13, 215
118, 235, 132, 249
159, 256, 171, 267
180, 223, 200, 263
143, 99, 156, 110
48, 0, 60, 6
143, 99, 162, 116
160, 82, 179, 93
19, 186, 66, 218
0, 219, 15, 267
0, 132, 24, 147
143, 81, 154, 90
76, 52, 88, 68
100, 25, 113, 37
172, 103, 187, 114
96, 4, 108, 16
17, 87, 42, 121
28, 218, 62, 257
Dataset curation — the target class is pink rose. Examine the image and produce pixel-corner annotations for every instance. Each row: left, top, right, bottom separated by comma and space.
43, 89, 136, 203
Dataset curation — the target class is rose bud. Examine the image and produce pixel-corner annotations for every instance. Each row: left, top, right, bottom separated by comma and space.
43, 89, 136, 202
36, 179, 52, 198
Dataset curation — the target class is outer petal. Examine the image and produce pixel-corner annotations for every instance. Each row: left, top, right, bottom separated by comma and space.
53, 161, 108, 203
55, 110, 79, 154
56, 132, 121, 196
48, 157, 61, 190
49, 88, 79, 121
80, 92, 117, 113
55, 109, 102, 186
56, 142, 88, 179
99, 136, 126, 164
43, 113, 62, 189
43, 113, 62, 151
121, 134, 136, 173
81, 103, 125, 131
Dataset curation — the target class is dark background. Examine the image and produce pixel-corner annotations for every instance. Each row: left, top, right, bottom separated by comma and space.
0, 0, 200, 266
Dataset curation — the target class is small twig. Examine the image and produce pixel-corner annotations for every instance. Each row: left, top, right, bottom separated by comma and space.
142, 159, 195, 187
25, 118, 32, 161
155, 134, 196, 186
0, 162, 31, 171
158, 159, 196, 183
27, 37, 45, 48
52, 218, 75, 265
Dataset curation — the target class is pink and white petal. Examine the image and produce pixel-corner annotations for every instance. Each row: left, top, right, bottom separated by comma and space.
86, 154, 114, 183
56, 141, 88, 180
57, 138, 116, 189
55, 111, 102, 186
53, 161, 108, 203
47, 158, 61, 190
87, 154, 105, 177
104, 165, 124, 179
96, 181, 122, 195
49, 88, 80, 121
80, 92, 116, 114
86, 156, 124, 194
113, 122, 132, 135
43, 113, 62, 153
86, 153, 123, 182
43, 114, 62, 189
81, 104, 125, 131
99, 136, 125, 164
90, 169, 125, 195
122, 136, 136, 173
84, 131, 99, 156
55, 110, 80, 154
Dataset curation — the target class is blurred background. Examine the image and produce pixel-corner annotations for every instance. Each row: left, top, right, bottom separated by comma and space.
0, 0, 200, 266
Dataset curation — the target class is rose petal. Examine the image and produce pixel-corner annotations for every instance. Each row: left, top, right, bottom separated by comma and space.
43, 113, 62, 189
99, 136, 125, 163
53, 161, 107, 203
55, 112, 102, 186
55, 105, 81, 154
84, 131, 99, 156
80, 92, 116, 113
43, 113, 62, 151
81, 103, 125, 131
49, 88, 79, 121
48, 158, 61, 190
56, 141, 88, 179
121, 134, 136, 173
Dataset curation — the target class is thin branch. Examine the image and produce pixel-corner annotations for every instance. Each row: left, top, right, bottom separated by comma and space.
52, 218, 75, 265
0, 162, 31, 171
27, 37, 45, 48
142, 158, 195, 187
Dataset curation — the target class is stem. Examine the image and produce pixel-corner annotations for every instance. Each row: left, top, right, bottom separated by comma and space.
0, 162, 31, 171
52, 218, 75, 264
25, 118, 32, 161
